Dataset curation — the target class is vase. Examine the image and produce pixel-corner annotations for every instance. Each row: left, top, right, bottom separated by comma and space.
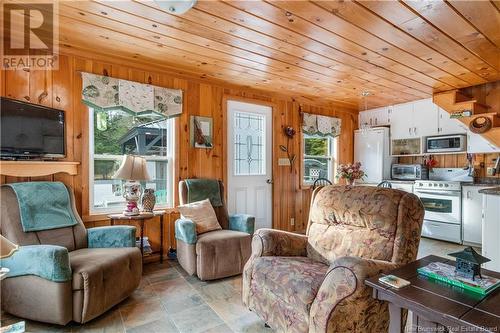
141, 189, 156, 212
346, 179, 355, 186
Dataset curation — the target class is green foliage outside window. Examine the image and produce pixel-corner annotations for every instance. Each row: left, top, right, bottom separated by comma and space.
304, 137, 328, 156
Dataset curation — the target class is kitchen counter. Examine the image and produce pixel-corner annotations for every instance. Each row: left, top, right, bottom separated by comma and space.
479, 187, 500, 196
462, 178, 500, 187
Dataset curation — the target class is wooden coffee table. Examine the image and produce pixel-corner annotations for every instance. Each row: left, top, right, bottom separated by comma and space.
366, 255, 500, 333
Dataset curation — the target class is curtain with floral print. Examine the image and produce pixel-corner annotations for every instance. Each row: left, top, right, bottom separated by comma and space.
302, 113, 341, 137
81, 72, 183, 118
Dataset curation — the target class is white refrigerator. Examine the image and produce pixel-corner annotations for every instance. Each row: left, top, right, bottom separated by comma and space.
354, 127, 394, 185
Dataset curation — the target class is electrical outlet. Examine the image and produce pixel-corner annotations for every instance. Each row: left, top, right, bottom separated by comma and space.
487, 167, 495, 176
290, 218, 295, 226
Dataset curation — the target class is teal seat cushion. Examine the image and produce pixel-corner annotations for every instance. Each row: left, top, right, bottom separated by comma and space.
229, 214, 255, 235
175, 219, 197, 244
87, 226, 136, 248
0, 245, 72, 282
4, 182, 78, 232
185, 179, 223, 207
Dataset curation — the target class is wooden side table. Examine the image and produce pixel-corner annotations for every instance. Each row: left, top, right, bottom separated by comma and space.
366, 255, 500, 333
107, 210, 166, 263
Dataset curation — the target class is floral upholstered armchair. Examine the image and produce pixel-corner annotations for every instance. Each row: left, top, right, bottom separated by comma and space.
242, 185, 424, 333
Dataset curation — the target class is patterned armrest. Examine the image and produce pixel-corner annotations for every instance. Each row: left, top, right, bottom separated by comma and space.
309, 256, 399, 333
0, 245, 71, 282
229, 214, 255, 235
87, 226, 136, 248
175, 218, 197, 244
251, 228, 308, 257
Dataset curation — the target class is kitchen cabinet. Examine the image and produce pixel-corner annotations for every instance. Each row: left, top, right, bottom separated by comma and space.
391, 99, 437, 140
391, 102, 414, 140
462, 185, 488, 246
482, 193, 500, 272
437, 107, 467, 136
412, 99, 438, 138
359, 106, 391, 127
363, 97, 498, 155
467, 131, 500, 153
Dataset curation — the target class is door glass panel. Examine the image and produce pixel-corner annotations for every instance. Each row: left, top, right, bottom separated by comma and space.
234, 111, 265, 175
420, 197, 453, 213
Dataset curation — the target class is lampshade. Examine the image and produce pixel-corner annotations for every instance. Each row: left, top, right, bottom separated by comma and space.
113, 155, 151, 181
0, 235, 18, 259
155, 0, 197, 14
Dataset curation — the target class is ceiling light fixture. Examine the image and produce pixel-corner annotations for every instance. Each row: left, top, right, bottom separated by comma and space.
360, 90, 372, 135
155, 0, 197, 15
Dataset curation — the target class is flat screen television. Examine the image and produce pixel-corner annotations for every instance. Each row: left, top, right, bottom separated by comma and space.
1, 97, 65, 159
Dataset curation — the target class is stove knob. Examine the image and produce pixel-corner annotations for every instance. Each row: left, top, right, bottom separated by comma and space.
439, 184, 443, 187
445, 184, 449, 187
419, 183, 423, 187
434, 183, 439, 187
429, 183, 434, 187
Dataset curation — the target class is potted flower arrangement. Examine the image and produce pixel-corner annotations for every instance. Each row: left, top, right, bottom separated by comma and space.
336, 162, 365, 186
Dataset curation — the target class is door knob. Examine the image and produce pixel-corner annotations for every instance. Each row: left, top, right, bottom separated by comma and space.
266, 179, 273, 184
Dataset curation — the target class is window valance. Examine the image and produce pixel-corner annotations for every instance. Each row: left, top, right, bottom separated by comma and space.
81, 72, 183, 118
302, 112, 341, 137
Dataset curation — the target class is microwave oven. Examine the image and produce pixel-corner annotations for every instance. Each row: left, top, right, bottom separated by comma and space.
391, 164, 429, 181
426, 135, 466, 153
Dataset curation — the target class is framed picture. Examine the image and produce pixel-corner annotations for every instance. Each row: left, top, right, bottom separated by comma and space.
190, 116, 213, 148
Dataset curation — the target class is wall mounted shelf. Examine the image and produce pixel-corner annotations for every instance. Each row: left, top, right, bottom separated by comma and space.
0, 161, 79, 177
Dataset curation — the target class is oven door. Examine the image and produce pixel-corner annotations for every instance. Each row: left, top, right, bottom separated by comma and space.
414, 190, 461, 224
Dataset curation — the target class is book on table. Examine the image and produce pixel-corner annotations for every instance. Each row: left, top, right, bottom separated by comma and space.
417, 262, 500, 295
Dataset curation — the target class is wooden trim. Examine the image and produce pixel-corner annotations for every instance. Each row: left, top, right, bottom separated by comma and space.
0, 161, 80, 177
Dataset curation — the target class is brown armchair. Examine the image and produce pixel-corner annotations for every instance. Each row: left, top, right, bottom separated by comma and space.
242, 185, 424, 333
175, 179, 255, 280
0, 184, 142, 325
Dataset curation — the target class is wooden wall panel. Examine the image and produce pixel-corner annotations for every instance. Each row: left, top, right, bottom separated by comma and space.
0, 51, 357, 253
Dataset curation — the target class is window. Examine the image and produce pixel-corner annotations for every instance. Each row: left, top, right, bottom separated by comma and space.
303, 134, 337, 185
89, 108, 174, 213
233, 111, 266, 176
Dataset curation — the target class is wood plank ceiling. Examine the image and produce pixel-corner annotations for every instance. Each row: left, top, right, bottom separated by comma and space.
51, 0, 500, 109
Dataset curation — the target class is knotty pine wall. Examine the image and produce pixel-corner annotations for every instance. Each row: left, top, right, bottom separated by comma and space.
0, 52, 357, 254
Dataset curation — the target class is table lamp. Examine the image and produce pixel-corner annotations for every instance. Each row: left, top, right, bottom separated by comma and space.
113, 155, 151, 216
1, 234, 19, 280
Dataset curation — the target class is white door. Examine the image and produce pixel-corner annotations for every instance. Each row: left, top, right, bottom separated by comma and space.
390, 102, 414, 139
438, 107, 467, 136
462, 186, 487, 246
354, 129, 384, 184
467, 131, 500, 153
227, 100, 273, 231
412, 99, 438, 137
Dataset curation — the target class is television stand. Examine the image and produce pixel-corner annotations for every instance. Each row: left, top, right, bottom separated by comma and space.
0, 160, 80, 177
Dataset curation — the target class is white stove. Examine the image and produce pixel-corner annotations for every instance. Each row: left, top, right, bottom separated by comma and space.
414, 169, 470, 244
414, 180, 461, 191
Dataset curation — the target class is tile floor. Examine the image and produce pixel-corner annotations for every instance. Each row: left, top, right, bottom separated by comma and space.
1, 238, 465, 333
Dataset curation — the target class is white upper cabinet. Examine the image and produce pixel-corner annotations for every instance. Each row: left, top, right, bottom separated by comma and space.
358, 106, 391, 127
467, 131, 500, 153
391, 101, 415, 140
437, 107, 467, 136
363, 97, 498, 154
412, 98, 438, 138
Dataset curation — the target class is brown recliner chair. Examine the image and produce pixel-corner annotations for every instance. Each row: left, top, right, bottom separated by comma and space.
243, 185, 424, 333
175, 179, 255, 280
0, 184, 142, 325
